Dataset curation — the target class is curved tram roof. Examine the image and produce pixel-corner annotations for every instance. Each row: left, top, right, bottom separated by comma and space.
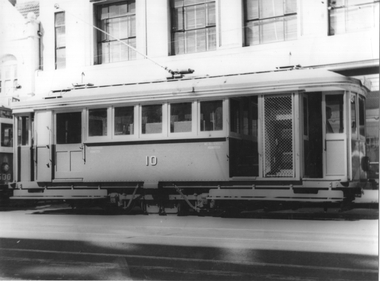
11, 68, 369, 113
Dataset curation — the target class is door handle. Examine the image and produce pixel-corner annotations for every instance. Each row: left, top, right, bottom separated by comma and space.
80, 144, 86, 164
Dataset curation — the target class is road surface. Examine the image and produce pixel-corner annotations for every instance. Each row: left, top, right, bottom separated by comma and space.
0, 206, 378, 280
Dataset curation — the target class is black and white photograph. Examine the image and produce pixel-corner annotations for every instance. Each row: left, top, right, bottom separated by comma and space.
0, 0, 378, 280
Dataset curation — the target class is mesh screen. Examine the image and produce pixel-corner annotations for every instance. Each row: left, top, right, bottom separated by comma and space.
263, 95, 294, 177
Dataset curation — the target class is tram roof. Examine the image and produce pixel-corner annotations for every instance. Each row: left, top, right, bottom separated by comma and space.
11, 68, 369, 112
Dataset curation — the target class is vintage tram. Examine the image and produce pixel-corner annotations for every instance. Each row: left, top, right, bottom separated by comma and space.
0, 107, 14, 207
8, 68, 373, 214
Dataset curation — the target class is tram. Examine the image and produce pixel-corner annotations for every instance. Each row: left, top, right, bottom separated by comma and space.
8, 68, 373, 214
0, 107, 13, 207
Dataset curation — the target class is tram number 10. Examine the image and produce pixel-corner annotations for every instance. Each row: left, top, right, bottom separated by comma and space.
146, 156, 158, 166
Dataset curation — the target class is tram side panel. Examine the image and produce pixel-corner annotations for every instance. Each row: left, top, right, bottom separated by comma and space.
81, 141, 229, 183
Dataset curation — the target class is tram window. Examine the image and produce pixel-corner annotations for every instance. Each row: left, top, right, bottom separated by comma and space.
200, 100, 223, 131
115, 106, 134, 135
57, 112, 82, 144
170, 103, 192, 133
1, 123, 13, 147
142, 105, 162, 134
17, 116, 29, 146
89, 108, 108, 137
359, 97, 365, 137
303, 96, 308, 136
350, 94, 357, 134
230, 99, 241, 134
326, 95, 344, 134
230, 97, 258, 136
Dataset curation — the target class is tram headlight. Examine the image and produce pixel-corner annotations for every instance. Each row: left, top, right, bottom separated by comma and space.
1, 162, 9, 173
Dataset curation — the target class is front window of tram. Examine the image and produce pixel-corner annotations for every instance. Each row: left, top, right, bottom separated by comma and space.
326, 95, 344, 134
1, 123, 12, 147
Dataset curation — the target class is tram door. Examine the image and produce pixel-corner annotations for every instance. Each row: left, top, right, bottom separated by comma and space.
263, 95, 295, 178
54, 112, 84, 180
35, 111, 52, 182
16, 114, 34, 182
303, 93, 323, 178
350, 93, 366, 181
323, 93, 346, 177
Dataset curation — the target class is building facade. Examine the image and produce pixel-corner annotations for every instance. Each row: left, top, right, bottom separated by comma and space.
34, 0, 379, 90
0, 0, 40, 106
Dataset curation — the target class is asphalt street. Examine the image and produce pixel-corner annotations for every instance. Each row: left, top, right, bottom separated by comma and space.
0, 205, 378, 280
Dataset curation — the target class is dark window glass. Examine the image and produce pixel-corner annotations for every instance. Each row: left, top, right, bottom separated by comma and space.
170, 103, 192, 133
89, 109, 108, 137
326, 94, 344, 134
115, 106, 134, 135
57, 112, 82, 144
142, 105, 162, 134
229, 96, 259, 177
350, 94, 357, 134
230, 97, 258, 136
359, 97, 365, 137
303, 96, 308, 136
17, 116, 29, 146
1, 123, 13, 147
200, 100, 223, 131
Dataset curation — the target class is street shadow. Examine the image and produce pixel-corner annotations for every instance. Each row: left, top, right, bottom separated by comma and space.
0, 237, 378, 280
24, 203, 379, 221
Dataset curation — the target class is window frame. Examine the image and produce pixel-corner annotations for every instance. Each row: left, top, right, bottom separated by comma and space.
94, 0, 136, 64
197, 99, 227, 138
244, 0, 298, 46
54, 11, 66, 69
168, 101, 197, 138
0, 56, 18, 96
170, 0, 217, 55
328, 0, 379, 35
139, 103, 168, 139
55, 111, 83, 145
86, 107, 111, 142
112, 105, 139, 140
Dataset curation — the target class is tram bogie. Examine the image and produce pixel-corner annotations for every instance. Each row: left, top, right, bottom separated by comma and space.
7, 69, 376, 213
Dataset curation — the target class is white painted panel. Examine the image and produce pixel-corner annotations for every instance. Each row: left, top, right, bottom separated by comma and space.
326, 139, 345, 176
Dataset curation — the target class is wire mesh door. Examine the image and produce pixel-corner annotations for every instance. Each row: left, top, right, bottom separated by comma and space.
263, 95, 295, 178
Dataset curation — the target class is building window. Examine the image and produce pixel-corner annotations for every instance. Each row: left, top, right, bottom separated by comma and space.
244, 0, 297, 46
171, 0, 216, 55
95, 1, 136, 64
328, 0, 379, 35
55, 12, 66, 69
0, 55, 18, 104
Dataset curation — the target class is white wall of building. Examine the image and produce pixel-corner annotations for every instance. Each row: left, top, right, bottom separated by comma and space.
31, 0, 379, 95
0, 0, 39, 106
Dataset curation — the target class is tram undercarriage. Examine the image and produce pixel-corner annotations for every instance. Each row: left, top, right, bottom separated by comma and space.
10, 179, 365, 215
